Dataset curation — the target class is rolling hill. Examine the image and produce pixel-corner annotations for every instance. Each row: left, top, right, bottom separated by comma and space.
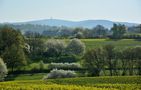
14, 19, 138, 29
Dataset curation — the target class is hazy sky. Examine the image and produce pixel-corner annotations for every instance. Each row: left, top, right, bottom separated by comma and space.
0, 0, 141, 23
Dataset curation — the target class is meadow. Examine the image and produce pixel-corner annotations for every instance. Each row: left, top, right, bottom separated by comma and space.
48, 38, 141, 49
76, 39, 141, 49
0, 76, 140, 90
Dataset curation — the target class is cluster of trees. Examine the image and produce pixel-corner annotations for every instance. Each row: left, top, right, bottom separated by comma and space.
24, 25, 108, 39
111, 24, 127, 39
42, 39, 85, 63
26, 33, 85, 63
0, 24, 141, 39
83, 45, 141, 76
3, 23, 140, 39
0, 26, 86, 80
128, 24, 141, 33
26, 35, 85, 79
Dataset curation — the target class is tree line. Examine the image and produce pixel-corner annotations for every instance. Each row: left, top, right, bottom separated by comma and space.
83, 45, 141, 76
25, 24, 141, 39
1, 23, 141, 39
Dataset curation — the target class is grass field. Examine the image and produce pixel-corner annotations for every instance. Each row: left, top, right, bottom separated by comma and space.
53, 39, 141, 49
1, 76, 141, 90
0, 81, 116, 90
47, 76, 141, 90
80, 39, 141, 49
7, 73, 46, 81
42, 38, 141, 50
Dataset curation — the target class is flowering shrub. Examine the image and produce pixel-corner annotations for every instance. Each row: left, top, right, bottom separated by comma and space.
0, 58, 8, 81
43, 69, 76, 79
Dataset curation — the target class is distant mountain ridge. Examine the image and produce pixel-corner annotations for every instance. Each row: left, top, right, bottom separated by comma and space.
14, 19, 138, 29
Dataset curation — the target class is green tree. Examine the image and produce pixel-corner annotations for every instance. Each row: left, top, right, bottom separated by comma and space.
75, 32, 84, 39
111, 24, 126, 39
0, 26, 24, 55
66, 39, 85, 56
119, 49, 129, 76
132, 46, 141, 75
0, 26, 27, 72
83, 47, 106, 76
3, 44, 27, 72
44, 39, 66, 57
27, 38, 46, 60
91, 25, 108, 38
103, 44, 115, 76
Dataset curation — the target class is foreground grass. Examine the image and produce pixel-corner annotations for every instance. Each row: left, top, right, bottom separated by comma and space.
1, 76, 141, 90
47, 76, 141, 90
0, 80, 116, 90
48, 76, 141, 85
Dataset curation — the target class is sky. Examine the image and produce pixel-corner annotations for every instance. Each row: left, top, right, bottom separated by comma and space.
0, 0, 141, 23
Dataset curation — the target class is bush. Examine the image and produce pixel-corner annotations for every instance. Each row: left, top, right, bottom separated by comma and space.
66, 39, 85, 56
43, 69, 76, 79
44, 39, 66, 57
0, 58, 8, 81
48, 63, 81, 70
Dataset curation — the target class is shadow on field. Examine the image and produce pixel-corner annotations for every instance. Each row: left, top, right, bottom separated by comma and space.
134, 39, 141, 41
5, 74, 35, 81
5, 74, 19, 81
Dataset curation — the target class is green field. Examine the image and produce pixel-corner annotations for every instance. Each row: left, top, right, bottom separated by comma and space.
79, 39, 141, 49
52, 39, 141, 49
7, 73, 46, 81
1, 76, 141, 90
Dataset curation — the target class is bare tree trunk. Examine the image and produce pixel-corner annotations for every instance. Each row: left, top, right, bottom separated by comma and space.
129, 59, 134, 76
121, 59, 128, 76
109, 59, 113, 76
138, 59, 141, 75
11, 63, 15, 73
